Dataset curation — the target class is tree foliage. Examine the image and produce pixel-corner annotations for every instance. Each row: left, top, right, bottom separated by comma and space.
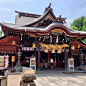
82, 18, 86, 31
70, 16, 86, 43
0, 29, 2, 37
71, 16, 85, 31
70, 26, 78, 31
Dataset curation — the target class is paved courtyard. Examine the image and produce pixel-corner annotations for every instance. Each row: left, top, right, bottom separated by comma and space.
34, 73, 86, 86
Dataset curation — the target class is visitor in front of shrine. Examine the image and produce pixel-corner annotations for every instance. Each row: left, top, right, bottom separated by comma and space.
59, 61, 62, 68
40, 57, 43, 63
21, 61, 23, 66
45, 59, 48, 69
50, 58, 53, 69
40, 57, 43, 70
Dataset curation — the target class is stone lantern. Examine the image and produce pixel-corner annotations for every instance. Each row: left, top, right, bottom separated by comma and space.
15, 49, 22, 72
78, 51, 85, 71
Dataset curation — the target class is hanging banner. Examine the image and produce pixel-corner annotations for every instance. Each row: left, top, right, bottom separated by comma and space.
0, 55, 9, 70
22, 47, 34, 51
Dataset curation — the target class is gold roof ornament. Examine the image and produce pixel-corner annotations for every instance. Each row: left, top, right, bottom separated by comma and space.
55, 44, 62, 49
51, 49, 55, 53
58, 19, 60, 21
71, 45, 75, 50
78, 44, 80, 48
39, 43, 69, 53
36, 16, 38, 17
39, 43, 50, 53
32, 43, 36, 48
63, 44, 69, 47
57, 49, 61, 53
39, 43, 50, 49
12, 41, 16, 45
25, 14, 27, 16
44, 48, 48, 53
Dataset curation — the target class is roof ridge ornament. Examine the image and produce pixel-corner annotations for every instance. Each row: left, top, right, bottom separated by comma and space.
48, 3, 51, 8
44, 3, 53, 13
53, 15, 67, 24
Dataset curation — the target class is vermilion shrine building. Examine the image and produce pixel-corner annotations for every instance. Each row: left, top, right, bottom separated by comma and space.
0, 4, 86, 71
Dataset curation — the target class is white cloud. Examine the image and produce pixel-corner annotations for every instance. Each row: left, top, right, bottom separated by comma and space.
0, 0, 33, 2
66, 18, 74, 26
0, 7, 13, 12
67, 18, 73, 23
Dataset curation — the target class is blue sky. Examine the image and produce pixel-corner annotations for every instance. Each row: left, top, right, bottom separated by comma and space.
0, 0, 86, 29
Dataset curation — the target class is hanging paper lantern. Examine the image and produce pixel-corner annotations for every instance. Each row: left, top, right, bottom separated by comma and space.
11, 56, 15, 62
32, 43, 36, 48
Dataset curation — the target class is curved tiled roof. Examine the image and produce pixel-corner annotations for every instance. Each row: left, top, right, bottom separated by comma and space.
1, 22, 86, 37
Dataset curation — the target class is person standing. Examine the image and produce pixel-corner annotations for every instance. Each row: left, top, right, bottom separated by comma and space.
50, 58, 53, 69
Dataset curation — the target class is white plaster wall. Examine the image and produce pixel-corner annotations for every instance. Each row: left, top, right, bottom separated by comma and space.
15, 15, 37, 25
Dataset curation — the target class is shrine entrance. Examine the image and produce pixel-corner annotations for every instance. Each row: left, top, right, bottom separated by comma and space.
40, 47, 68, 70
56, 52, 65, 68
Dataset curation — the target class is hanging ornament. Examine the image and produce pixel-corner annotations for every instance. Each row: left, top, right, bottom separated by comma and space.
51, 49, 55, 53
32, 43, 36, 48
50, 36, 52, 43
78, 45, 80, 48
56, 36, 58, 43
71, 45, 75, 50
57, 49, 61, 53
44, 48, 48, 53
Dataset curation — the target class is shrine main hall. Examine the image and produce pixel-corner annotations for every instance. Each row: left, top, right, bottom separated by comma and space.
0, 3, 86, 71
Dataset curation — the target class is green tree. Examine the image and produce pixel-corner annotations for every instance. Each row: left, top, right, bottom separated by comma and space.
82, 18, 86, 31
70, 26, 78, 31
0, 29, 2, 37
82, 18, 86, 42
71, 16, 85, 31
82, 39, 86, 43
70, 16, 86, 43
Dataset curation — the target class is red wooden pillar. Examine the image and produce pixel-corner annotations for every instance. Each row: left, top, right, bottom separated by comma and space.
55, 51, 56, 68
48, 50, 50, 67
38, 43, 40, 70
40, 46, 42, 57
48, 51, 49, 62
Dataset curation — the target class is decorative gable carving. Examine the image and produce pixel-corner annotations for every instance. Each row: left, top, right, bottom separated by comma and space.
33, 13, 55, 27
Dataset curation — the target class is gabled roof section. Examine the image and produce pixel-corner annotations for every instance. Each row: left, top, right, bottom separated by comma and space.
23, 3, 56, 27
15, 11, 41, 18
71, 40, 86, 49
0, 36, 20, 46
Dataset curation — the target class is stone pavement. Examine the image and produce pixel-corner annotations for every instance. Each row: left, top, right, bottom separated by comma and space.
7, 73, 22, 86
34, 73, 86, 86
